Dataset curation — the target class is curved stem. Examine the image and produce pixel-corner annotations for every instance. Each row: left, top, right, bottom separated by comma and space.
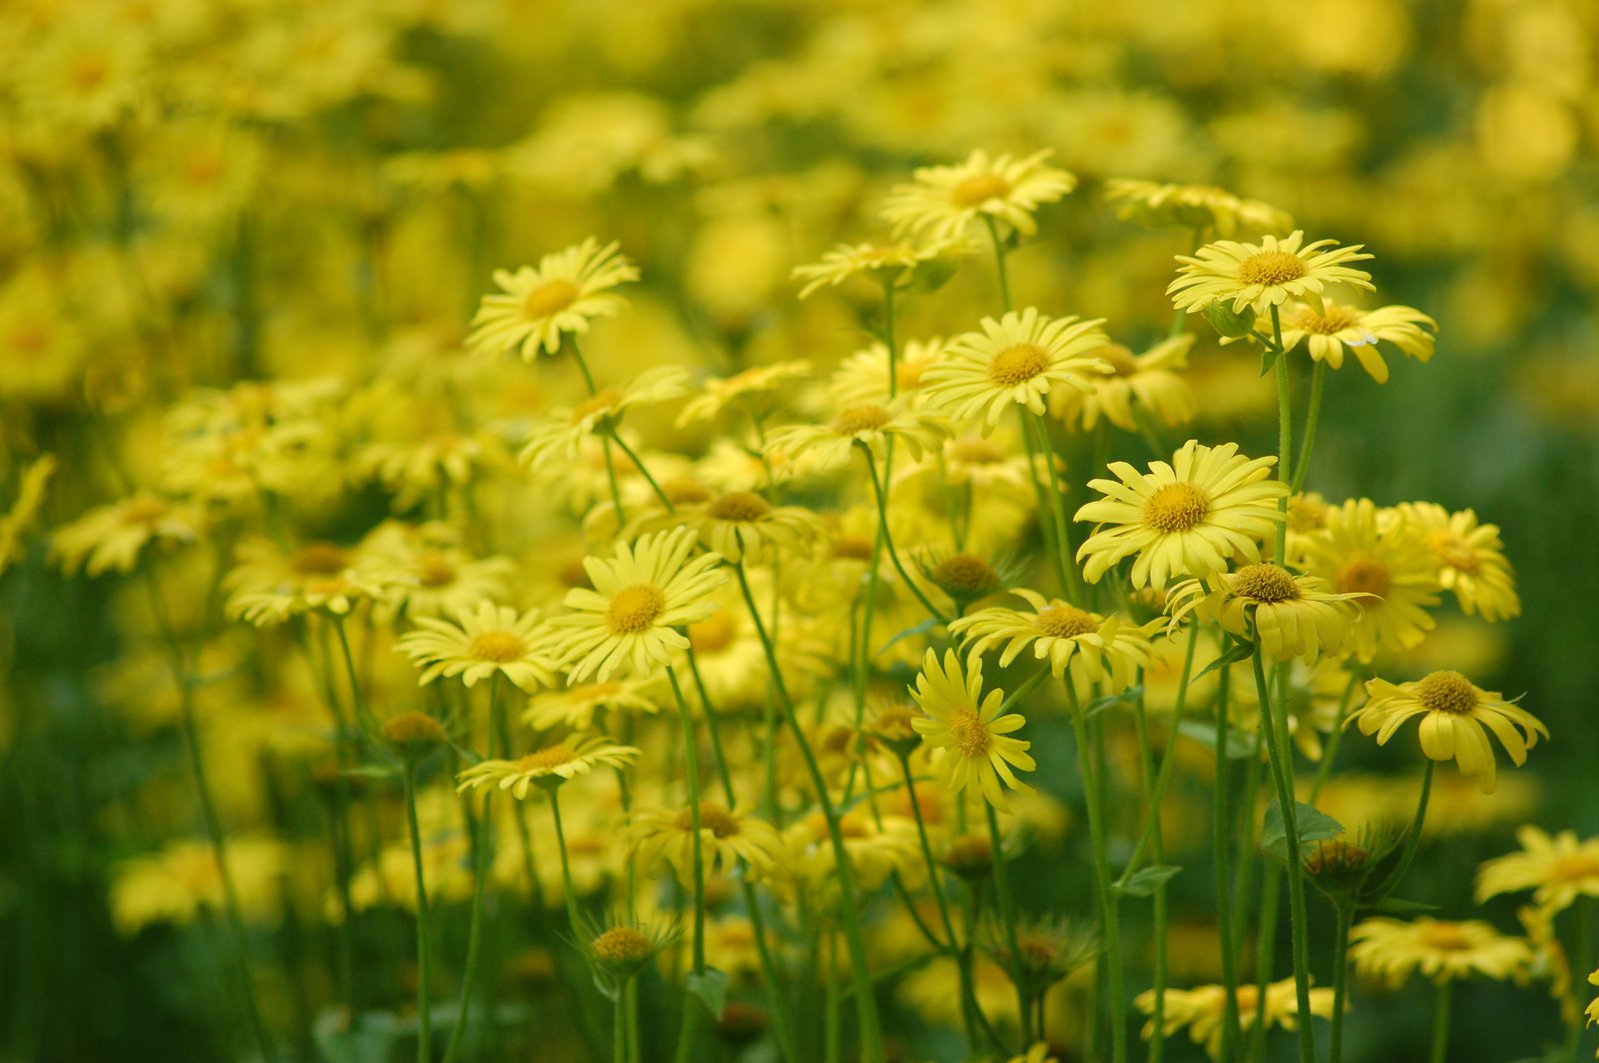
983, 215, 1013, 313
567, 337, 626, 521
547, 788, 580, 930
1024, 408, 1084, 604
861, 447, 948, 623
402, 764, 435, 1063
608, 430, 674, 512
1017, 405, 1070, 596
1292, 360, 1327, 494
1374, 760, 1435, 898
1130, 686, 1168, 1063
1429, 979, 1453, 1063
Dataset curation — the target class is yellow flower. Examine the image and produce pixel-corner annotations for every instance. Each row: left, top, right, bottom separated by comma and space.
522, 677, 664, 731
1275, 301, 1436, 383
782, 810, 921, 893
359, 522, 516, 623
827, 337, 945, 407
520, 366, 689, 468
1346, 671, 1547, 794
884, 149, 1077, 242
467, 237, 638, 360
1074, 440, 1288, 589
675, 360, 813, 427
792, 237, 967, 299
1476, 827, 1599, 915
0, 455, 55, 578
1166, 563, 1367, 663
224, 539, 396, 627
683, 491, 825, 565
765, 399, 952, 473
454, 736, 641, 799
1049, 334, 1198, 432
950, 588, 1159, 690
1104, 179, 1293, 238
909, 648, 1035, 811
1299, 499, 1441, 661
0, 268, 87, 402
110, 837, 285, 936
1168, 231, 1374, 318
629, 802, 786, 886
1007, 1043, 1057, 1063
922, 308, 1110, 430
548, 527, 728, 681
1137, 977, 1335, 1062
1349, 917, 1533, 986
52, 494, 200, 577
396, 601, 561, 692
1393, 502, 1520, 622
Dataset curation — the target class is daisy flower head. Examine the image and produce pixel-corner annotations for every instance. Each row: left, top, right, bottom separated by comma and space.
1168, 231, 1374, 318
1073, 440, 1288, 589
454, 735, 641, 798
784, 810, 921, 894
1346, 671, 1547, 794
1049, 334, 1198, 433
522, 676, 664, 731
467, 237, 638, 361
884, 149, 1077, 243
519, 365, 689, 469
1393, 502, 1520, 622
1349, 917, 1533, 987
395, 601, 560, 692
224, 539, 400, 627
1275, 301, 1436, 384
828, 336, 945, 407
765, 398, 952, 474
52, 493, 200, 577
1104, 179, 1293, 239
1137, 977, 1335, 1062
629, 801, 787, 886
792, 237, 968, 299
1299, 498, 1442, 661
909, 648, 1036, 811
1165, 563, 1367, 663
950, 588, 1159, 691
685, 490, 826, 565
548, 527, 728, 682
675, 360, 812, 427
1476, 826, 1599, 915
921, 308, 1110, 430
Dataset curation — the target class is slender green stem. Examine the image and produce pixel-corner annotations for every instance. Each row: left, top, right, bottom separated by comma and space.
613, 976, 629, 1063
1429, 979, 1454, 1063
984, 802, 1032, 1045
1292, 360, 1327, 494
547, 787, 580, 929
608, 431, 674, 512
824, 935, 842, 1063
1130, 686, 1168, 1063
666, 666, 710, 1063
1065, 681, 1126, 1063
861, 447, 948, 623
567, 337, 626, 521
1250, 646, 1315, 1063
1116, 623, 1199, 885
1270, 305, 1292, 564
733, 562, 885, 1062
443, 678, 500, 1063
1374, 760, 1435, 898
1024, 408, 1085, 604
1569, 898, 1594, 1060
1017, 405, 1070, 595
332, 617, 376, 730
983, 215, 1013, 313
1214, 664, 1244, 1060
898, 755, 959, 951
1329, 902, 1353, 1063
402, 764, 435, 1063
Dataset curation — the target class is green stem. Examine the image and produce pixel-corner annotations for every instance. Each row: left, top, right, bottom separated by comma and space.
1115, 623, 1199, 884
567, 337, 626, 521
983, 215, 1013, 313
443, 678, 500, 1063
1065, 681, 1126, 1063
1130, 686, 1168, 1063
608, 430, 674, 512
547, 788, 580, 930
1017, 405, 1070, 596
1291, 360, 1327, 495
1329, 902, 1353, 1063
1024, 408, 1085, 604
861, 447, 948, 623
1374, 760, 1434, 899
1271, 305, 1292, 564
1214, 664, 1244, 1061
984, 801, 1032, 1046
1429, 979, 1453, 1063
666, 665, 710, 1063
402, 763, 435, 1063
1572, 898, 1594, 1060
734, 563, 885, 1063
614, 976, 628, 1063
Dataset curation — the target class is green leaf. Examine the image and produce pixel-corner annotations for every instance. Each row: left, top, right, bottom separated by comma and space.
687, 967, 729, 1019
1261, 801, 1344, 864
340, 765, 399, 780
1190, 640, 1254, 684
1176, 719, 1257, 759
1115, 864, 1181, 897
911, 258, 960, 294
1083, 685, 1143, 721
1365, 896, 1438, 916
876, 618, 940, 657
1259, 344, 1281, 376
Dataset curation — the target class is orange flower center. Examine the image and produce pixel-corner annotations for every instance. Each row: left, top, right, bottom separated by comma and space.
1096, 343, 1140, 377
1231, 563, 1302, 603
708, 491, 770, 523
416, 552, 457, 588
931, 553, 1000, 596
661, 477, 713, 506
1414, 671, 1478, 716
947, 707, 991, 758
951, 172, 1011, 208
676, 802, 741, 838
519, 745, 576, 772
521, 278, 580, 320
831, 404, 893, 435
1335, 553, 1390, 597
571, 389, 623, 425
1141, 482, 1211, 533
1552, 854, 1599, 883
837, 810, 871, 839
1416, 922, 1474, 951
1237, 250, 1308, 287
120, 497, 170, 525
951, 436, 1004, 465
606, 584, 665, 634
1036, 604, 1098, 638
293, 542, 348, 575
687, 609, 738, 654
592, 927, 652, 964
1293, 303, 1362, 334
1426, 529, 1480, 573
467, 630, 527, 663
834, 534, 875, 561
988, 343, 1050, 386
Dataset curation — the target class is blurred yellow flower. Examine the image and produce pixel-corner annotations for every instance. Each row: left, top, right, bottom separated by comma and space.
1049, 334, 1198, 433
1105, 179, 1292, 238
455, 736, 641, 798
1350, 917, 1533, 986
884, 149, 1077, 242
396, 601, 560, 692
951, 588, 1159, 690
1299, 498, 1441, 661
468, 238, 638, 360
1476, 827, 1599, 915
1137, 977, 1335, 1062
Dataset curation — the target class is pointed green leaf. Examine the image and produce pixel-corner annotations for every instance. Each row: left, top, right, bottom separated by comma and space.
687, 967, 729, 1020
1115, 864, 1181, 898
1261, 801, 1344, 864
1083, 685, 1143, 720
1176, 719, 1257, 759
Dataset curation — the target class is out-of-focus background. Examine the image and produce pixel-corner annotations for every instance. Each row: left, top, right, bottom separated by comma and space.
2, 0, 1596, 1060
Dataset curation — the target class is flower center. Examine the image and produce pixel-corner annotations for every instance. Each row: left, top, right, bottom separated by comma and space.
831, 404, 893, 435
837, 811, 871, 839
416, 552, 457, 587
951, 436, 1004, 465
931, 553, 1000, 596
988, 343, 1051, 385
467, 630, 527, 663
1096, 343, 1140, 377
571, 389, 623, 425
559, 558, 592, 588
69, 55, 110, 90
1553, 854, 1599, 882
872, 706, 921, 743
947, 707, 991, 758
1036, 604, 1098, 638
1231, 563, 1302, 603
606, 584, 665, 634
521, 278, 580, 319
1415, 671, 1478, 716
1335, 553, 1390, 597
1426, 529, 1479, 573
519, 745, 576, 772
1417, 922, 1474, 951
687, 609, 738, 654
834, 534, 874, 561
381, 711, 447, 748
120, 497, 170, 524
293, 542, 349, 575
1293, 303, 1362, 333
676, 802, 740, 838
592, 927, 652, 964
708, 491, 771, 523
1237, 250, 1308, 287
1142, 483, 1211, 533
951, 172, 1011, 208
661, 477, 713, 506
8, 325, 46, 354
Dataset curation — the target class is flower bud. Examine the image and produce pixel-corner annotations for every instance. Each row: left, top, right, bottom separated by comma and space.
1204, 301, 1257, 339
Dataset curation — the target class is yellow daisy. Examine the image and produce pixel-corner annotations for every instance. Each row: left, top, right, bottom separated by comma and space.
455, 736, 641, 799
827, 336, 945, 407
949, 588, 1160, 690
1049, 334, 1198, 432
1165, 563, 1367, 663
783, 810, 922, 894
1104, 179, 1293, 238
792, 238, 967, 299
52, 494, 200, 577
1349, 917, 1533, 986
1275, 301, 1436, 383
765, 399, 952, 473
683, 491, 825, 565
547, 527, 728, 681
1476, 827, 1599, 915
360, 523, 516, 623
921, 308, 1110, 430
1299, 498, 1441, 661
1137, 977, 1334, 1062
1393, 502, 1520, 622
1346, 670, 1547, 794
467, 237, 638, 360
675, 360, 812, 427
1074, 440, 1288, 589
395, 601, 561, 692
908, 648, 1035, 811
223, 539, 398, 626
1168, 231, 1374, 318
629, 802, 786, 886
519, 365, 689, 468
522, 677, 664, 731
883, 149, 1077, 243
